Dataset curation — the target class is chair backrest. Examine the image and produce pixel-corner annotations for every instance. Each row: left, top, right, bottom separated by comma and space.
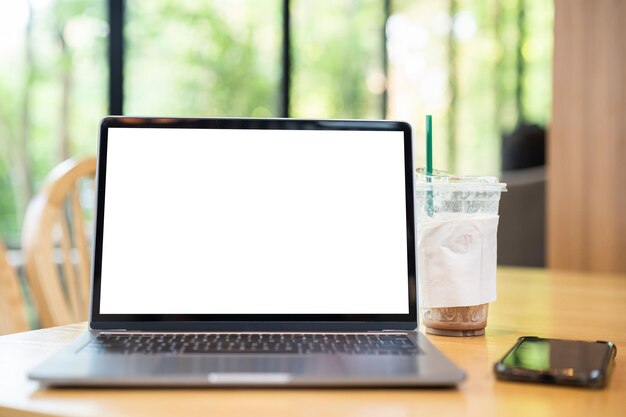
22, 157, 97, 327
497, 166, 546, 267
0, 241, 29, 334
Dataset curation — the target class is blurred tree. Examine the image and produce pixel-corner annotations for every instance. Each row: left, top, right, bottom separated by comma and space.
54, 1, 74, 161
387, 0, 552, 175
291, 0, 384, 119
447, 0, 459, 172
0, 0, 106, 245
0, 0, 553, 245
515, 0, 526, 125
125, 0, 280, 117
1, 1, 35, 242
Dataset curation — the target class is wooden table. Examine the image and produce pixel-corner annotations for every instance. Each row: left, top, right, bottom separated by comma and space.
1, 267, 624, 417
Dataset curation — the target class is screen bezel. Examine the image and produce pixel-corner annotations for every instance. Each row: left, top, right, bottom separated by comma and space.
90, 117, 416, 331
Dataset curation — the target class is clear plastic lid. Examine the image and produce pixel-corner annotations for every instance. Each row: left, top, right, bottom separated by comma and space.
415, 168, 507, 191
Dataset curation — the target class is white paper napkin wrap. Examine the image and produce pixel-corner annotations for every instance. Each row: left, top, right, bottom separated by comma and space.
418, 215, 499, 308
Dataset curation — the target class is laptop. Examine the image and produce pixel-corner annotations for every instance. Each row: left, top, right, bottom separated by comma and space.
29, 117, 465, 387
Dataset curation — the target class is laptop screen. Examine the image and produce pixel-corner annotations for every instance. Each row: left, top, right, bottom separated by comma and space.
91, 118, 416, 329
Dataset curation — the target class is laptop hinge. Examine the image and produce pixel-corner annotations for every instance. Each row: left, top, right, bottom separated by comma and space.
369, 329, 405, 333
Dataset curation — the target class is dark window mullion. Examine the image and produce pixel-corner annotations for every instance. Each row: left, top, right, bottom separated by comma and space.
108, 0, 125, 115
280, 0, 291, 118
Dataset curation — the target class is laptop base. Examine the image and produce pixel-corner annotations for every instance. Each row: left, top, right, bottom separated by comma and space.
29, 331, 465, 387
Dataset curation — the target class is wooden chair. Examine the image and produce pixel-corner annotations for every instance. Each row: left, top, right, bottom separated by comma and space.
0, 241, 29, 334
21, 157, 97, 328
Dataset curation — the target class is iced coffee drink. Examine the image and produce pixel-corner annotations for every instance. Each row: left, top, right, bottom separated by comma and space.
415, 170, 505, 336
422, 304, 489, 336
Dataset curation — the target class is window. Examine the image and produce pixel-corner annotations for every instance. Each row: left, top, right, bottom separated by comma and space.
291, 0, 385, 119
0, 0, 107, 244
0, 0, 553, 244
388, 0, 553, 175
124, 0, 281, 117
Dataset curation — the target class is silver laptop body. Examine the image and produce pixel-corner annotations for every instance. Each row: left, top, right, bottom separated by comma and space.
29, 117, 464, 387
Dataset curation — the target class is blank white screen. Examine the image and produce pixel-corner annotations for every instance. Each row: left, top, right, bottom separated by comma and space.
99, 127, 409, 314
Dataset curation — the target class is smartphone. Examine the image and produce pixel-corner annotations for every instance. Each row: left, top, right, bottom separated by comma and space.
494, 336, 617, 388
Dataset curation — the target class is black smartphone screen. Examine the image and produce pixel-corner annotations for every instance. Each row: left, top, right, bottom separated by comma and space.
495, 337, 616, 388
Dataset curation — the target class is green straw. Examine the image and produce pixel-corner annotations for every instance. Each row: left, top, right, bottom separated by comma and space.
426, 115, 434, 216
426, 115, 433, 176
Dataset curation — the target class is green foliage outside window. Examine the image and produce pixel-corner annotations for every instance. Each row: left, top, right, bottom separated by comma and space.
0, 0, 552, 245
0, 0, 106, 246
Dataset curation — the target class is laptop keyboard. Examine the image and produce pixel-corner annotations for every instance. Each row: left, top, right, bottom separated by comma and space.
83, 333, 420, 355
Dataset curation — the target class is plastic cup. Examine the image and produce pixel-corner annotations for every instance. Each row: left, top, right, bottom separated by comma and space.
415, 169, 506, 336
